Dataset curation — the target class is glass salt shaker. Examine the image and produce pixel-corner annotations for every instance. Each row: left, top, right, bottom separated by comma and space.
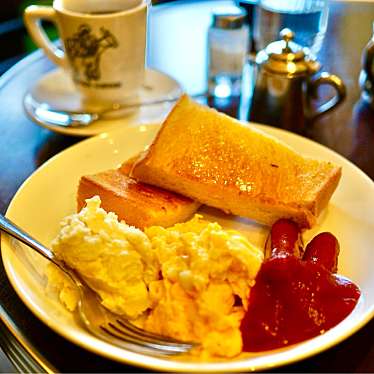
207, 6, 249, 98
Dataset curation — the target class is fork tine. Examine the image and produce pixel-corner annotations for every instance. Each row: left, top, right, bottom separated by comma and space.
108, 320, 194, 349
100, 323, 192, 354
90, 324, 186, 356
114, 317, 195, 345
76, 272, 196, 355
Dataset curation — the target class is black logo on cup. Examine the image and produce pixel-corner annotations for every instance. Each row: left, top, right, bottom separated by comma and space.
66, 24, 119, 85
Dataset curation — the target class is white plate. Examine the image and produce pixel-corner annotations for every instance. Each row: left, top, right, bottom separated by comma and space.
23, 68, 183, 137
2, 123, 374, 372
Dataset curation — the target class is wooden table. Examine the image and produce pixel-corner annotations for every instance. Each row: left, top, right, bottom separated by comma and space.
0, 0, 374, 372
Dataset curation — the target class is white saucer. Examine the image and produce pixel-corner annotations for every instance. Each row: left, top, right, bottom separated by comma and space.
23, 68, 183, 137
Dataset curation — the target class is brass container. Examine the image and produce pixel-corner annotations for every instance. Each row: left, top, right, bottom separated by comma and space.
359, 22, 374, 108
249, 29, 346, 133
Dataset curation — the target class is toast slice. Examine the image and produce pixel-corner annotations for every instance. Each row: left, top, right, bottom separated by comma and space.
131, 95, 342, 228
77, 164, 200, 230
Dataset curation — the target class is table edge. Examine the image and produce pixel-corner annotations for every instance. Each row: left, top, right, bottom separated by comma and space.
0, 302, 56, 373
0, 49, 56, 374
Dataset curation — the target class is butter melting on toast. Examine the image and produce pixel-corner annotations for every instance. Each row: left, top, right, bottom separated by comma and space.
132, 95, 341, 228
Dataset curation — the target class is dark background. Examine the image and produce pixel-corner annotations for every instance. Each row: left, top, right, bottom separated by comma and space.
0, 0, 53, 74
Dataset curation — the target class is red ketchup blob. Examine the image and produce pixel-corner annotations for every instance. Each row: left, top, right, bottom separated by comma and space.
303, 232, 340, 273
240, 225, 360, 352
270, 218, 302, 257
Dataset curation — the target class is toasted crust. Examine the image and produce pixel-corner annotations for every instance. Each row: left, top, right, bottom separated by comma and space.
77, 169, 200, 229
132, 95, 342, 228
119, 154, 143, 175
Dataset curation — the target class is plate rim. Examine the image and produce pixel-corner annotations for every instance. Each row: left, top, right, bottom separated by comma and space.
2, 122, 374, 372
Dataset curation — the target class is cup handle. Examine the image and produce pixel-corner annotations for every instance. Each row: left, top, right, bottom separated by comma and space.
24, 5, 69, 69
307, 72, 346, 120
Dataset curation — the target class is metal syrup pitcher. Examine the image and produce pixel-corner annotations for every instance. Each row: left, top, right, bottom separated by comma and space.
248, 29, 346, 133
359, 22, 374, 108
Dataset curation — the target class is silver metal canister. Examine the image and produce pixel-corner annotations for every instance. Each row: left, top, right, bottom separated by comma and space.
248, 29, 346, 133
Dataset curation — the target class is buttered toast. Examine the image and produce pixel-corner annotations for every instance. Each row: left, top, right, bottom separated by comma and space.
77, 159, 200, 229
132, 95, 341, 228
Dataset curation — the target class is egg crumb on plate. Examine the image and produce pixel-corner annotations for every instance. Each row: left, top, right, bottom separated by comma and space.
49, 196, 263, 357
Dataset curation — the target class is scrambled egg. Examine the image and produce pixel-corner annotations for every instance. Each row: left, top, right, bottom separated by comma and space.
49, 196, 263, 357
50, 196, 159, 318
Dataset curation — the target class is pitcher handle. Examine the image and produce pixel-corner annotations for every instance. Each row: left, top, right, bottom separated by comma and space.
307, 72, 346, 121
362, 26, 374, 87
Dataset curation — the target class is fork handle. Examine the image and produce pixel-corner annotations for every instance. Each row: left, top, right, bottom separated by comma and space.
0, 214, 65, 271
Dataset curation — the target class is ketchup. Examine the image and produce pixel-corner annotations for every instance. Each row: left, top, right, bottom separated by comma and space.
240, 226, 360, 352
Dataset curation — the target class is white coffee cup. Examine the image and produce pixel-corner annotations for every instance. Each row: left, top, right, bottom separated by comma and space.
24, 0, 149, 110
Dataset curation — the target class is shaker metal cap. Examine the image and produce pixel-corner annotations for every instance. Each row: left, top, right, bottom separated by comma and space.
256, 28, 320, 76
212, 6, 246, 29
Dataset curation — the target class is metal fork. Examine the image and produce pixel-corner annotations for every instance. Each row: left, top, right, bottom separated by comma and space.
0, 214, 195, 356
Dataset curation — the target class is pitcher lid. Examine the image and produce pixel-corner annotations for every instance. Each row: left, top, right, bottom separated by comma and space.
256, 29, 320, 76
